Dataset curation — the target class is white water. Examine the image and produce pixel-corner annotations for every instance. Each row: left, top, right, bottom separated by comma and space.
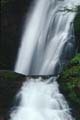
10, 0, 80, 120
15, 0, 79, 75
10, 77, 74, 120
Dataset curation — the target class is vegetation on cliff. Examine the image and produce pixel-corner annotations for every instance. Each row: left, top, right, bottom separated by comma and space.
0, 71, 25, 119
58, 54, 80, 120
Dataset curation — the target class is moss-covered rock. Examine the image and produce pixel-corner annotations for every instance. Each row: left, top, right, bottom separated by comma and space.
58, 54, 80, 120
0, 71, 25, 119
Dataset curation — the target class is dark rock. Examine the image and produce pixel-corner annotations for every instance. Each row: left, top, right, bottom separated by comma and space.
0, 71, 25, 119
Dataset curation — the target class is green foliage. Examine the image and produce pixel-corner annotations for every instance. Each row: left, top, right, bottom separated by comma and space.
70, 53, 80, 64
0, 70, 25, 81
58, 54, 80, 120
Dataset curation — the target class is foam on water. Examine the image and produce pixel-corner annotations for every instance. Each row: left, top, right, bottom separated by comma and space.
10, 77, 74, 120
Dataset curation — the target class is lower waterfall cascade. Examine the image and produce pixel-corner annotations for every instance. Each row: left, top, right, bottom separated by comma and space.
10, 0, 80, 120
10, 77, 74, 120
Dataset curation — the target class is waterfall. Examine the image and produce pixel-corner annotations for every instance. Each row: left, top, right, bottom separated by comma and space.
10, 77, 74, 120
10, 0, 80, 120
14, 0, 79, 75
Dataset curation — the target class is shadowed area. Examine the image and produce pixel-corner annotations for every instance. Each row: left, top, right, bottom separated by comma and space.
0, 71, 25, 119
1, 0, 33, 70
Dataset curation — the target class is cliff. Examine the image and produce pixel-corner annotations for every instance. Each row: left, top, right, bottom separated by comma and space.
58, 54, 80, 120
0, 71, 25, 119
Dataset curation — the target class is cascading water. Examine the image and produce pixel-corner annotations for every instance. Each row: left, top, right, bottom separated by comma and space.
14, 0, 79, 75
10, 77, 74, 120
10, 0, 80, 120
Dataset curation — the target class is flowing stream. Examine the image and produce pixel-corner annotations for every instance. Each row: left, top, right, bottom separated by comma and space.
10, 0, 80, 120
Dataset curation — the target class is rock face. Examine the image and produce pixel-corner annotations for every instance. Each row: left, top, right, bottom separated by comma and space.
0, 71, 25, 119
74, 6, 80, 53
1, 0, 33, 70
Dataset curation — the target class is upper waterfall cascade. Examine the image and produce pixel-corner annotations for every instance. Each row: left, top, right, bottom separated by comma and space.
10, 0, 80, 120
15, 0, 80, 75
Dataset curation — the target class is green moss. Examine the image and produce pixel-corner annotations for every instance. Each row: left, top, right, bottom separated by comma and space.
0, 71, 26, 118
58, 54, 80, 120
0, 70, 25, 81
